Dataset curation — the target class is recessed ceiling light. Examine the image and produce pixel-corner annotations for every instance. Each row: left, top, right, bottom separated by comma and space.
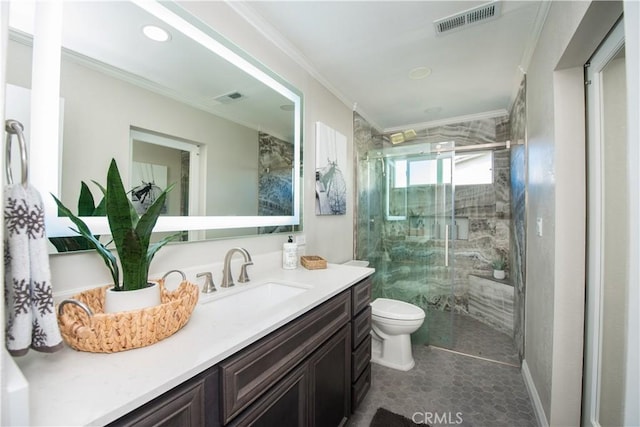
142, 25, 171, 42
409, 66, 432, 80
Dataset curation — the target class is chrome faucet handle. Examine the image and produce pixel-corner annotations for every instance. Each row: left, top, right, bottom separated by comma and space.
196, 272, 216, 293
238, 261, 253, 283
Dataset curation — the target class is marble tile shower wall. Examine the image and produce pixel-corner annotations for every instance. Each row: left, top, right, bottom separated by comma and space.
354, 112, 513, 324
509, 77, 527, 361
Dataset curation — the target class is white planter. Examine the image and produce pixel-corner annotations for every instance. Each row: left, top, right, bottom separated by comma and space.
493, 269, 506, 280
103, 282, 161, 313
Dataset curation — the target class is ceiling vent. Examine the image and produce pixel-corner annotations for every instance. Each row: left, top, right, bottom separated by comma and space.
434, 1, 502, 36
214, 91, 245, 104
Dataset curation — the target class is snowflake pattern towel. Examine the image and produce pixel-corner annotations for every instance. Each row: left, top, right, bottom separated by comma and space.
4, 183, 63, 356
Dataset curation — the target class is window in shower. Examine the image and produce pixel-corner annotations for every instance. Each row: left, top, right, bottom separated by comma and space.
454, 151, 493, 185
390, 151, 493, 188
386, 150, 493, 220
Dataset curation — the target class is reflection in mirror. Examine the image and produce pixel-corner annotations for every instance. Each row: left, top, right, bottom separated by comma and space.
130, 128, 198, 218
5, 1, 302, 249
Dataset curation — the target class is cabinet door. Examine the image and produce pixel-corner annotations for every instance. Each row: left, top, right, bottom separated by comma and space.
308, 325, 351, 427
229, 363, 308, 427
108, 367, 219, 427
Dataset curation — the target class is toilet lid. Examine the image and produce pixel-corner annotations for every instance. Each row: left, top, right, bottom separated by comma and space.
371, 298, 425, 321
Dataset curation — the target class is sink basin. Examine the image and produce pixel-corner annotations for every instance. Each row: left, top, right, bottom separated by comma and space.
200, 281, 311, 317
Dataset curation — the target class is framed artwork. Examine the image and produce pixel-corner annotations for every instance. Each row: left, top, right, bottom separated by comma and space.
315, 122, 347, 215
130, 161, 168, 215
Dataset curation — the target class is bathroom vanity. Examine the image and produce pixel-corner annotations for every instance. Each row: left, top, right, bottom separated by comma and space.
14, 263, 373, 426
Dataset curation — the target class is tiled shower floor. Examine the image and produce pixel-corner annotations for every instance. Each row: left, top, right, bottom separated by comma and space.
427, 311, 520, 366
349, 314, 534, 426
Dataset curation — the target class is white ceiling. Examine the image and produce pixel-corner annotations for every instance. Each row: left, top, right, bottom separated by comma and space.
235, 1, 544, 132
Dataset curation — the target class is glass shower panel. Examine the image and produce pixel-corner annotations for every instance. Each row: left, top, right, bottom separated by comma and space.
361, 141, 455, 346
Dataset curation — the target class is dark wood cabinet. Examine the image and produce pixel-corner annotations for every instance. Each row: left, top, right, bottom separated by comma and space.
350, 277, 372, 412
352, 334, 372, 382
107, 366, 220, 427
352, 363, 371, 411
228, 363, 308, 427
230, 324, 352, 427
221, 291, 352, 426
308, 324, 351, 427
219, 292, 351, 424
109, 275, 373, 427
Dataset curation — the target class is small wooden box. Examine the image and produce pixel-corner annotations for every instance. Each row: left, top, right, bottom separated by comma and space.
301, 255, 327, 270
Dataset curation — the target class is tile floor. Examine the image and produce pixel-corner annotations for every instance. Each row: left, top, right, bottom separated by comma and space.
428, 312, 520, 366
349, 314, 537, 427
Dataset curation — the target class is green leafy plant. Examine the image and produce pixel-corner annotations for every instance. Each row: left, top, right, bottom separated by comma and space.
491, 257, 507, 271
52, 159, 178, 291
49, 182, 106, 252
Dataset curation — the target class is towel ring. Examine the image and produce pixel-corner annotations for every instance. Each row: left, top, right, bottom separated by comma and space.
5, 119, 29, 186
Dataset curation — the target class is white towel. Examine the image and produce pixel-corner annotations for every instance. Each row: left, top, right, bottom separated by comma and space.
4, 183, 63, 356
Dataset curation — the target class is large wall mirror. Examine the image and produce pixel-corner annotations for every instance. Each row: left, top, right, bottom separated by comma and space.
6, 1, 302, 250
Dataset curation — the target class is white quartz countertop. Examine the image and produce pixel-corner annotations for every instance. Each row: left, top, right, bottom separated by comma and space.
14, 263, 374, 426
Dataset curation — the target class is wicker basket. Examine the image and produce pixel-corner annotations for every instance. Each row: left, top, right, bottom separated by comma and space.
57, 278, 199, 353
301, 255, 327, 270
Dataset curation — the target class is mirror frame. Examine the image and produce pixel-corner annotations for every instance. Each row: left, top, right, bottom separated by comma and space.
36, 1, 302, 237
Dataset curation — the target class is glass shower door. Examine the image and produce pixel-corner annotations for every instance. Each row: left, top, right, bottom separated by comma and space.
359, 141, 455, 346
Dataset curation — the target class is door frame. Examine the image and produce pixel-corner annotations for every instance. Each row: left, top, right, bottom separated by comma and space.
583, 17, 625, 427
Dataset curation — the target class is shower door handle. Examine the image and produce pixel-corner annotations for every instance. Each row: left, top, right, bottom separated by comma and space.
444, 225, 449, 267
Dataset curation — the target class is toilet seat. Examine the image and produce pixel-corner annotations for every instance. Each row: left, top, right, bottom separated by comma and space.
371, 298, 425, 321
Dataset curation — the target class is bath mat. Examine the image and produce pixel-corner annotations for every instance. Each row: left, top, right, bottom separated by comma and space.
369, 407, 426, 427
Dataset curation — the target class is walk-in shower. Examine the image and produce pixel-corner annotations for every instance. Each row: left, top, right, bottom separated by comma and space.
355, 116, 519, 363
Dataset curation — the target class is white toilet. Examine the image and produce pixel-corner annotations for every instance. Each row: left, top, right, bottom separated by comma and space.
370, 298, 425, 371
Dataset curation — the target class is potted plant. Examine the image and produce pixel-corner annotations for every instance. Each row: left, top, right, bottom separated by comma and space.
492, 257, 507, 280
52, 158, 178, 312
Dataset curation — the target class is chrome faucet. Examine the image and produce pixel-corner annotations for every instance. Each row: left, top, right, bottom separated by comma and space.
197, 272, 216, 294
221, 247, 253, 288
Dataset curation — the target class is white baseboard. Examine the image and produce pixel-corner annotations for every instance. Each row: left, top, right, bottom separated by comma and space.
522, 359, 549, 427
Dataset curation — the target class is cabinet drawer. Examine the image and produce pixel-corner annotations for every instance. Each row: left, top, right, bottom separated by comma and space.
220, 291, 351, 424
351, 364, 371, 413
352, 306, 371, 349
228, 363, 308, 427
351, 277, 372, 316
352, 334, 371, 382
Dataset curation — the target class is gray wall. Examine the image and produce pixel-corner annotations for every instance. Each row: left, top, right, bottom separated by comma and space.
524, 2, 588, 422
524, 1, 623, 424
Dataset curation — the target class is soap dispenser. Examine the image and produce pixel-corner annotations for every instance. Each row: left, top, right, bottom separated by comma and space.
282, 235, 298, 270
